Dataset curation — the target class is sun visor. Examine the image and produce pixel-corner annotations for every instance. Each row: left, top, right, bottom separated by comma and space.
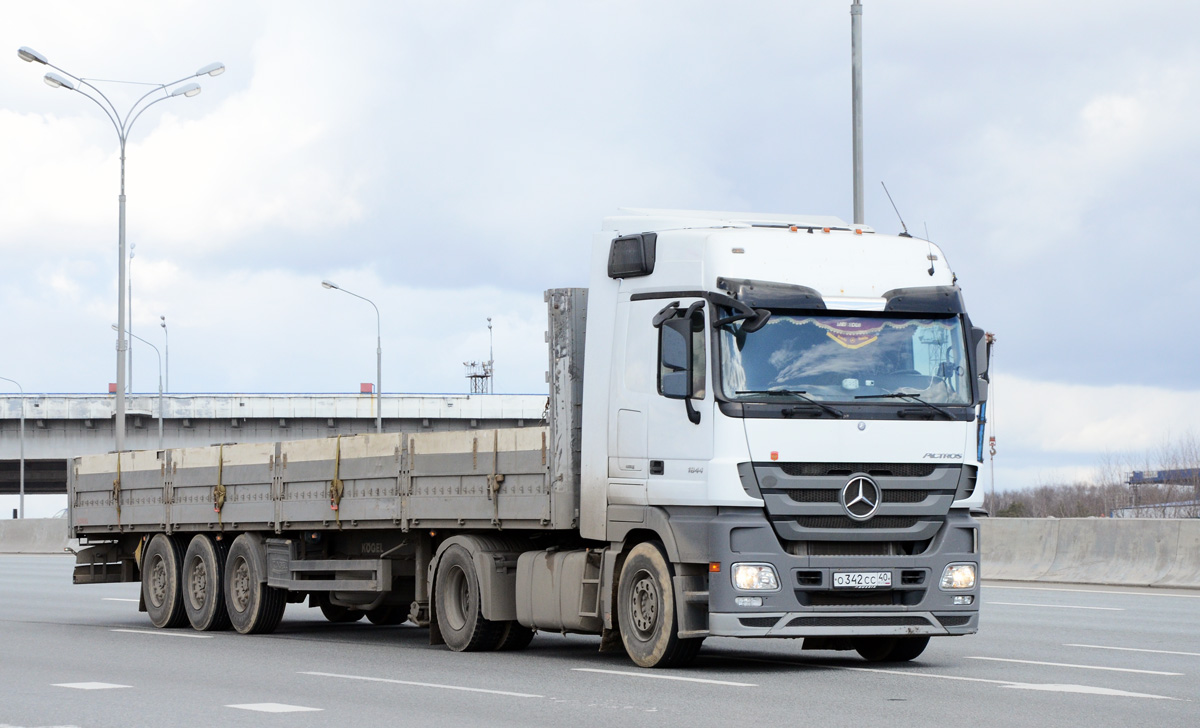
882, 285, 966, 314
715, 277, 826, 309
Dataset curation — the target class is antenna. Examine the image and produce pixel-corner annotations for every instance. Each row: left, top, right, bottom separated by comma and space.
880, 182, 911, 237
923, 221, 936, 277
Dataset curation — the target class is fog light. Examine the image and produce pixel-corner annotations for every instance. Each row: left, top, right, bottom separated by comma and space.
953, 595, 974, 605
940, 563, 977, 590
735, 596, 763, 607
731, 563, 780, 591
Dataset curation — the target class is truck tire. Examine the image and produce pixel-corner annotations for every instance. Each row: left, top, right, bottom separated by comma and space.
319, 603, 365, 623
365, 606, 408, 625
142, 534, 188, 629
182, 535, 230, 631
854, 635, 930, 662
493, 621, 535, 651
224, 534, 287, 635
434, 545, 502, 651
616, 542, 702, 668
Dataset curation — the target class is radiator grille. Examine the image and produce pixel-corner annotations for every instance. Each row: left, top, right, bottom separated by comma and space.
789, 516, 922, 530
785, 489, 932, 504
778, 462, 937, 478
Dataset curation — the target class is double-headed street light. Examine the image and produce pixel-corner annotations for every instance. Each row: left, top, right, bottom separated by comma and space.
322, 280, 382, 434
19, 46, 223, 451
0, 376, 24, 519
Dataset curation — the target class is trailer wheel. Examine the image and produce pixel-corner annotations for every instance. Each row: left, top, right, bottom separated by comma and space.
616, 541, 702, 668
142, 534, 188, 629
434, 545, 502, 651
224, 534, 286, 634
854, 635, 930, 662
182, 535, 230, 631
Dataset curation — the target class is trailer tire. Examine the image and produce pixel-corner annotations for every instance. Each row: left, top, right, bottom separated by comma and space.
182, 535, 230, 631
854, 635, 930, 662
493, 621, 535, 651
617, 542, 701, 668
142, 534, 188, 629
434, 545, 502, 651
224, 534, 287, 635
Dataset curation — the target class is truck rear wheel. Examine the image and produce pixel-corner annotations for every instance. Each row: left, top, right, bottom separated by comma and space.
617, 542, 702, 668
224, 534, 286, 634
854, 635, 930, 662
319, 603, 365, 623
434, 545, 502, 651
493, 621, 535, 651
143, 534, 188, 629
365, 606, 408, 625
182, 535, 230, 631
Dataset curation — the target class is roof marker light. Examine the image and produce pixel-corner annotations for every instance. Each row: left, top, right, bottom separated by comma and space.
822, 227, 831, 234
789, 225, 798, 232
854, 229, 863, 235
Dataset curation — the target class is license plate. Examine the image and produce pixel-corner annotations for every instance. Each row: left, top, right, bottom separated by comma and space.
833, 571, 892, 589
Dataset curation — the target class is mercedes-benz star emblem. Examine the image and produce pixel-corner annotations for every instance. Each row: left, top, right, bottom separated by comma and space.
840, 475, 881, 521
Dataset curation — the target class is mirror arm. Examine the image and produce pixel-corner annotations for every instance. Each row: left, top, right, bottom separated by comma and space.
684, 397, 701, 425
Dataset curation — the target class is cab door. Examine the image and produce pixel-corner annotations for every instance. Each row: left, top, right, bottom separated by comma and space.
644, 297, 714, 504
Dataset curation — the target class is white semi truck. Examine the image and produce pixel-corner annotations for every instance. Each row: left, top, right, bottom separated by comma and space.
69, 209, 989, 668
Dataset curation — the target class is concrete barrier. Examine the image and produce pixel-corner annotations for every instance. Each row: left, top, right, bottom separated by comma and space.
0, 518, 73, 554
981, 517, 1200, 589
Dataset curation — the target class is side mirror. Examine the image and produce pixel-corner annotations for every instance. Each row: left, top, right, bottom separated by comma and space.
658, 311, 703, 424
659, 317, 693, 399
970, 327, 991, 403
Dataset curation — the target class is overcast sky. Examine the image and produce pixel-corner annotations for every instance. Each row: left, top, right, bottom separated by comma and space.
2, 0, 1199, 505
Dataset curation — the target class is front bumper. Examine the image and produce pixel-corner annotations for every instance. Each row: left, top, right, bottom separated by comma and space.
698, 508, 980, 638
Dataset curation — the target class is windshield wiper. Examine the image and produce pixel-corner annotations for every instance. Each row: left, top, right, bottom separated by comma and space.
735, 390, 846, 419
854, 392, 954, 419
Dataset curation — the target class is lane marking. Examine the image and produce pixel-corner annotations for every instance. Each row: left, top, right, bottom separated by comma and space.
572, 667, 756, 687
111, 628, 213, 639
102, 598, 139, 603
53, 682, 131, 690
707, 654, 1181, 701
227, 703, 322, 713
965, 656, 1182, 676
1066, 644, 1200, 658
300, 671, 543, 698
984, 584, 1200, 600
987, 601, 1124, 611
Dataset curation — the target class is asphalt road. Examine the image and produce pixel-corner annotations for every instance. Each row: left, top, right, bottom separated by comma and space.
2, 556, 1197, 727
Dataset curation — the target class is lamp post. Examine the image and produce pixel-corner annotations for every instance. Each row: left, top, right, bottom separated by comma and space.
129, 242, 135, 392
19, 46, 224, 451
160, 315, 169, 393
113, 325, 163, 449
322, 280, 382, 434
0, 377, 23, 519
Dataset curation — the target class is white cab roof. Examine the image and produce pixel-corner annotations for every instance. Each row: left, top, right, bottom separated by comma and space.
603, 208, 872, 235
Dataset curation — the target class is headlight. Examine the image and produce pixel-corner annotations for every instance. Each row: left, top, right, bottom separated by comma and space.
940, 563, 977, 590
731, 563, 780, 591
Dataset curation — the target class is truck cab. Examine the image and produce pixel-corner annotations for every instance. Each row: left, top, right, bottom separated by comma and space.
581, 209, 986, 663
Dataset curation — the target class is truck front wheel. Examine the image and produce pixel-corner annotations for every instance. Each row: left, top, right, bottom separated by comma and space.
143, 534, 188, 629
434, 545, 502, 651
854, 635, 930, 662
616, 542, 702, 668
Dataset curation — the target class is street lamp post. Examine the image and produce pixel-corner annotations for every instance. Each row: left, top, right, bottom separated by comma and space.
0, 377, 24, 519
114, 325, 164, 449
322, 280, 382, 434
18, 46, 224, 451
160, 315, 169, 393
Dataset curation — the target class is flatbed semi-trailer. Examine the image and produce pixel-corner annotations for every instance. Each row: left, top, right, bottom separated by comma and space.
70, 210, 989, 667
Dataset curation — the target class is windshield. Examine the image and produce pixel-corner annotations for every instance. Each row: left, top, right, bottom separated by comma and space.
719, 312, 971, 404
